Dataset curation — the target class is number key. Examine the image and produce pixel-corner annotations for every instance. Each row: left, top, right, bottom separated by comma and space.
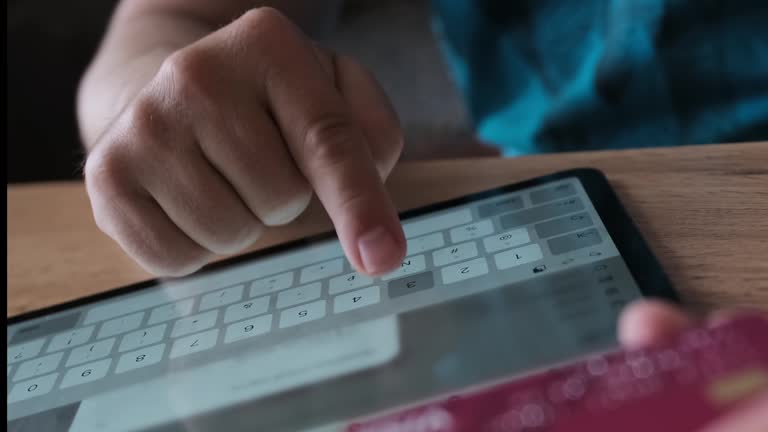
8, 373, 58, 403
169, 329, 219, 359
60, 358, 112, 389
224, 315, 273, 343
441, 257, 489, 284
279, 300, 326, 328
115, 343, 166, 374
333, 286, 381, 313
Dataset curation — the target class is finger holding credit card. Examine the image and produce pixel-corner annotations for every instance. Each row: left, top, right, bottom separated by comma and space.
347, 305, 768, 432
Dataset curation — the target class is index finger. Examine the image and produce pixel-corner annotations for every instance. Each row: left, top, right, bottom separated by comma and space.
217, 9, 406, 275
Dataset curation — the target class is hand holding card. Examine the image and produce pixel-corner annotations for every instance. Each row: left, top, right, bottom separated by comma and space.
348, 303, 768, 432
620, 300, 768, 432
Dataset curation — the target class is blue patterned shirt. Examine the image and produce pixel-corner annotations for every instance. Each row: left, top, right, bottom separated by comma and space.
431, 0, 768, 155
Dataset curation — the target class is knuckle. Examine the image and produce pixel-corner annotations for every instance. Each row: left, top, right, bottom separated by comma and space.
303, 117, 358, 168
239, 7, 288, 35
233, 8, 293, 56
124, 94, 170, 144
124, 221, 213, 277
84, 150, 133, 238
89, 195, 115, 238
258, 186, 313, 226
84, 147, 129, 195
160, 48, 214, 102
206, 221, 264, 255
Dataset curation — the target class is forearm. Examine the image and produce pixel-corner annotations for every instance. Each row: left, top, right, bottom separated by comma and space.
77, 0, 343, 151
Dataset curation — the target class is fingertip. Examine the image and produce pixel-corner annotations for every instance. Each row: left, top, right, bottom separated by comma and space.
355, 225, 406, 276
618, 298, 694, 349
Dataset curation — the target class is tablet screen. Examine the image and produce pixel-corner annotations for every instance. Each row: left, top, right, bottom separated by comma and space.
7, 172, 672, 432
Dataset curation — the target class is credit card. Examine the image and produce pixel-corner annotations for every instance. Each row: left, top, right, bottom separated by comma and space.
346, 315, 768, 432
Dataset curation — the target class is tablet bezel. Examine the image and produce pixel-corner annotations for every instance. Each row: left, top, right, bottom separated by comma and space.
7, 167, 679, 326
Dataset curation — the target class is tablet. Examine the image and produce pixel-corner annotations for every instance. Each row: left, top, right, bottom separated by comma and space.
7, 168, 678, 432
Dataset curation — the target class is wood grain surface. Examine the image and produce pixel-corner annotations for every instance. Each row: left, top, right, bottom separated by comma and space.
8, 142, 768, 317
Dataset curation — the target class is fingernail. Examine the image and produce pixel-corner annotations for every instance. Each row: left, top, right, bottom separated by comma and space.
358, 226, 401, 275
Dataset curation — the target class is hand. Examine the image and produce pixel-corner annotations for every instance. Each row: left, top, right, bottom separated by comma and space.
84, 8, 406, 277
619, 300, 768, 432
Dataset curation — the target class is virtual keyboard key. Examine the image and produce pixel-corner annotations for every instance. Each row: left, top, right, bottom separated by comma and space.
500, 197, 584, 229
199, 285, 244, 311
494, 243, 544, 270
60, 358, 112, 389
441, 258, 489, 284
388, 272, 434, 299
224, 314, 273, 343
118, 324, 167, 352
279, 300, 326, 328
14, 352, 64, 382
381, 255, 426, 281
223, 297, 270, 324
477, 196, 524, 218
8, 373, 58, 403
300, 258, 344, 284
548, 228, 602, 255
432, 241, 479, 266
250, 272, 294, 296
530, 183, 577, 204
406, 232, 445, 255
47, 326, 94, 353
98, 312, 144, 339
333, 286, 381, 313
10, 313, 80, 345
535, 212, 593, 239
276, 282, 322, 309
449, 220, 494, 243
169, 329, 219, 359
171, 310, 218, 338
8, 338, 46, 364
66, 338, 115, 367
115, 343, 166, 374
482, 228, 530, 253
329, 272, 374, 295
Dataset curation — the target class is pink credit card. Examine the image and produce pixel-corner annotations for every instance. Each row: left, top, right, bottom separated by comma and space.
346, 315, 768, 432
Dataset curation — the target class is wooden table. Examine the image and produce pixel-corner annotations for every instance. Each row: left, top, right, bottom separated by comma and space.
8, 142, 768, 318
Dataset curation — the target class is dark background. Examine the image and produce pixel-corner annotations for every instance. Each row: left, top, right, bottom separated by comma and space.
6, 0, 473, 184
8, 0, 120, 183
